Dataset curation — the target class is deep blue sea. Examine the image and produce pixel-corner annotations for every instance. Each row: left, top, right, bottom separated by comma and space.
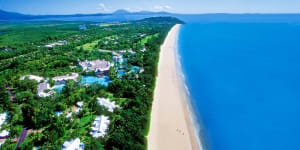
178, 23, 300, 150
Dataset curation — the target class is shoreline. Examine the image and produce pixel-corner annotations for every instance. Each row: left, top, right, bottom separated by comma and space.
147, 24, 203, 150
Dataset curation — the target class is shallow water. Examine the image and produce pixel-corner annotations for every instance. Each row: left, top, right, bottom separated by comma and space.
179, 23, 300, 150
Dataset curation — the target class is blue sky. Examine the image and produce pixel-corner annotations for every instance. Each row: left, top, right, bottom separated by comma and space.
0, 0, 300, 15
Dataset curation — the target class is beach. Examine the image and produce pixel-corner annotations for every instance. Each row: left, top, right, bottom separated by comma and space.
147, 24, 202, 150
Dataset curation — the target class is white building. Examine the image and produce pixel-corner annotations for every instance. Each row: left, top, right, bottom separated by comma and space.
62, 138, 84, 150
52, 73, 79, 82
37, 81, 53, 97
79, 59, 111, 73
141, 47, 146, 52
119, 49, 136, 55
20, 75, 44, 83
66, 112, 73, 119
0, 141, 5, 147
90, 115, 110, 138
20, 75, 52, 97
45, 40, 68, 48
20, 73, 78, 97
97, 98, 119, 112
76, 101, 84, 108
0, 113, 9, 138
112, 55, 123, 64
74, 101, 84, 114
55, 111, 63, 117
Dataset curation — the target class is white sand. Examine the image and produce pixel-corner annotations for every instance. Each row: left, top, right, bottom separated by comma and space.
147, 24, 202, 150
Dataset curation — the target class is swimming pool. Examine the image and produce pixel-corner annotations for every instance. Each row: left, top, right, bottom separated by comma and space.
52, 84, 65, 93
80, 76, 111, 86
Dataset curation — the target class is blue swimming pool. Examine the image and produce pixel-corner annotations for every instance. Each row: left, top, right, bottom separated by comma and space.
118, 70, 125, 77
80, 76, 111, 86
131, 66, 140, 73
52, 84, 65, 93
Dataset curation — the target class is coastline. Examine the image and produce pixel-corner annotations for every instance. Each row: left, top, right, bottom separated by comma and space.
148, 24, 202, 150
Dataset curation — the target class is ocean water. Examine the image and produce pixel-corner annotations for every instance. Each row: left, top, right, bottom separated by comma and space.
178, 23, 300, 150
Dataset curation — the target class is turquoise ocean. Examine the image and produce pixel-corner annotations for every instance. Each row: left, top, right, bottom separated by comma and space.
178, 23, 300, 150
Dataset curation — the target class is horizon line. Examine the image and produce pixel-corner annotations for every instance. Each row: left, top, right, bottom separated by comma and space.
2, 9, 300, 16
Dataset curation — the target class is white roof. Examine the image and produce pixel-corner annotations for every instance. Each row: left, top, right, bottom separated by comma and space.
90, 115, 110, 138
20, 75, 44, 82
66, 112, 72, 119
37, 82, 53, 97
76, 101, 84, 107
62, 138, 84, 150
0, 113, 9, 138
0, 113, 7, 127
0, 140, 5, 147
0, 130, 9, 137
52, 73, 79, 82
97, 98, 119, 112
55, 111, 63, 116
79, 59, 111, 72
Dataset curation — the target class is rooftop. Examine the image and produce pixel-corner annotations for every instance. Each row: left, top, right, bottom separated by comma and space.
97, 98, 120, 112
62, 138, 84, 150
0, 113, 9, 138
52, 73, 79, 82
90, 115, 110, 138
79, 59, 111, 72
20, 75, 44, 83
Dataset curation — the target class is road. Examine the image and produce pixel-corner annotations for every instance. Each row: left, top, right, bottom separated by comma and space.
15, 128, 28, 150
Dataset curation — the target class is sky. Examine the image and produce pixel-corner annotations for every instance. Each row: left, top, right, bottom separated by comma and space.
0, 0, 300, 15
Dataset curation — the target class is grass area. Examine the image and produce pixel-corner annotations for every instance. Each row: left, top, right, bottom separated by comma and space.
99, 23, 130, 27
77, 39, 101, 51
80, 114, 95, 125
0, 21, 91, 46
141, 33, 159, 46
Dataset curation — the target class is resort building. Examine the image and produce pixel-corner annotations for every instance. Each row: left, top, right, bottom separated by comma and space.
66, 112, 72, 119
74, 101, 84, 114
97, 98, 119, 112
79, 59, 111, 75
55, 111, 63, 117
119, 49, 136, 55
62, 138, 85, 150
20, 75, 52, 97
20, 73, 78, 97
90, 115, 110, 138
76, 101, 84, 108
37, 81, 53, 97
20, 75, 44, 83
0, 140, 5, 147
45, 40, 68, 48
141, 47, 146, 52
112, 55, 123, 64
52, 73, 79, 84
0, 113, 9, 138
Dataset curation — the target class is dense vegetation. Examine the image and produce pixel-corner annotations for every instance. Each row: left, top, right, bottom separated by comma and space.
0, 17, 183, 150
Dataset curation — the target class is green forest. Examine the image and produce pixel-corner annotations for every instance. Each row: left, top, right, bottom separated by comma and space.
0, 17, 183, 150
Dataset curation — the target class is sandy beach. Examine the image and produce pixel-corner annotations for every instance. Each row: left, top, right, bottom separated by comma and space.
147, 24, 202, 150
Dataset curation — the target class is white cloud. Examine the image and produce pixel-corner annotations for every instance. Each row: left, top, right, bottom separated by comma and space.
153, 5, 172, 11
164, 5, 172, 10
97, 3, 109, 12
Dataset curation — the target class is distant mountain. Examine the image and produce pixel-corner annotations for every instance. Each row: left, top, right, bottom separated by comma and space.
113, 9, 171, 15
0, 9, 172, 21
0, 10, 35, 21
1, 9, 300, 23
113, 9, 131, 15
0, 10, 109, 21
